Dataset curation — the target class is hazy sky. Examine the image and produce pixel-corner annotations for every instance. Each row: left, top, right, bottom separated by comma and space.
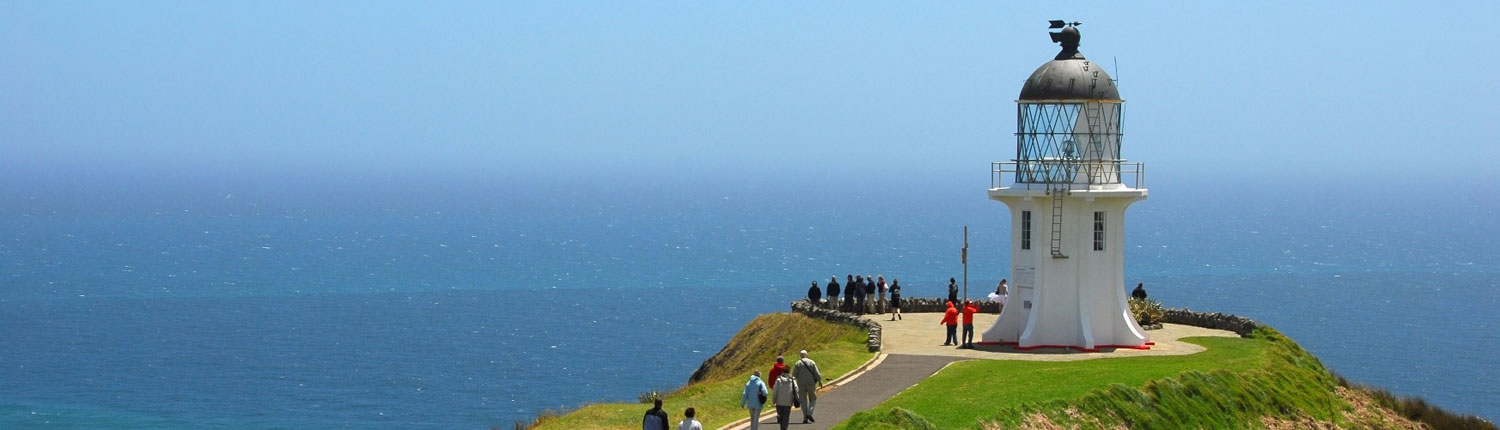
4, 2, 1498, 187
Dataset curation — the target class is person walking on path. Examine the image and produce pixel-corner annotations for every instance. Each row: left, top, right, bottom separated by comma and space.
770, 369, 800, 430
876, 275, 887, 314
941, 301, 959, 346
642, 398, 670, 430
961, 299, 979, 348
740, 371, 769, 430
677, 407, 702, 430
888, 279, 903, 321
826, 276, 840, 310
806, 281, 821, 307
791, 350, 824, 423
947, 277, 959, 306
767, 356, 788, 389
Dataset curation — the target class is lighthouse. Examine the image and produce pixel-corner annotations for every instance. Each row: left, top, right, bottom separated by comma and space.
980, 22, 1151, 351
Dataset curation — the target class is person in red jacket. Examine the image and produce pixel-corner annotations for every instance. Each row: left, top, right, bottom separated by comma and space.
940, 301, 959, 346
767, 356, 789, 388
961, 300, 979, 348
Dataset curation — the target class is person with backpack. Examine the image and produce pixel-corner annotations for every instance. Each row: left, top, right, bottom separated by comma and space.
740, 371, 769, 430
770, 369, 800, 430
888, 279, 903, 321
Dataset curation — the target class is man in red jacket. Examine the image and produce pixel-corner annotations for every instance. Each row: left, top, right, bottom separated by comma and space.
961, 300, 979, 349
940, 301, 959, 346
767, 356, 789, 388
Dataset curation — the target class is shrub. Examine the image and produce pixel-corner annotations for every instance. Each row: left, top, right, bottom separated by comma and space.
1129, 297, 1164, 326
637, 390, 665, 404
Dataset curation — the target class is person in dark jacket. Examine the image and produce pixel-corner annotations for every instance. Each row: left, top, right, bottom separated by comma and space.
1131, 282, 1148, 300
826, 277, 840, 310
643, 398, 669, 430
947, 277, 959, 306
853, 275, 867, 315
888, 279, 902, 321
864, 274, 876, 314
807, 281, 821, 306
843, 275, 856, 312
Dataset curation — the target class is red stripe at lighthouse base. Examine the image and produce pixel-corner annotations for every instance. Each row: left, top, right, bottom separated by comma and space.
974, 341, 1153, 353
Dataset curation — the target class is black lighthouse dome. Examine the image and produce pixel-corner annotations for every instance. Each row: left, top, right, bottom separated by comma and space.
1018, 24, 1120, 101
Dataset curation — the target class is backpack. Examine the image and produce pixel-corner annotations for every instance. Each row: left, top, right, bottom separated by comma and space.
757, 383, 767, 405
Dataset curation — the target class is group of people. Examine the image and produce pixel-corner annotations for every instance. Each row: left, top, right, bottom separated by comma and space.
645, 351, 824, 430
805, 274, 903, 320
939, 296, 982, 349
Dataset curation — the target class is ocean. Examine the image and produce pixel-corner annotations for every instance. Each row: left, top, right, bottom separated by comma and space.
2, 171, 1496, 428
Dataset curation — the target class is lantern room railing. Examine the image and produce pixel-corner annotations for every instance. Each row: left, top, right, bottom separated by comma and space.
991, 161, 1145, 190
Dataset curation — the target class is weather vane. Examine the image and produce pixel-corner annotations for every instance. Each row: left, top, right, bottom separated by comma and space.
1047, 20, 1082, 44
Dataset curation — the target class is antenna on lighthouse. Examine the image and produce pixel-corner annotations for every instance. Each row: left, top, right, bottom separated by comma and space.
1113, 56, 1121, 85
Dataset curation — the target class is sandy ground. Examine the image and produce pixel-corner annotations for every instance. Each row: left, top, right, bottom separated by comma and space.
874, 311, 1238, 361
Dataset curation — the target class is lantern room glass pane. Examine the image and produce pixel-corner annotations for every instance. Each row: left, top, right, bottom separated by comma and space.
1015, 102, 1124, 185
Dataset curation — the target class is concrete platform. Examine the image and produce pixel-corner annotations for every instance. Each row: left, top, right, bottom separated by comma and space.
877, 312, 1238, 361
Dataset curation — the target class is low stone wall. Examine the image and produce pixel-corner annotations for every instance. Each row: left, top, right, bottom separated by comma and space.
804, 297, 1002, 314
895, 297, 1003, 314
1161, 308, 1260, 337
791, 301, 883, 352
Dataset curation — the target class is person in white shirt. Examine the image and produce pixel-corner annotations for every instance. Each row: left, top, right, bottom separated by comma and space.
676, 407, 702, 430
770, 370, 800, 430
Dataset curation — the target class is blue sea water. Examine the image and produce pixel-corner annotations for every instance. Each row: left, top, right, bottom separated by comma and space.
2, 171, 1497, 428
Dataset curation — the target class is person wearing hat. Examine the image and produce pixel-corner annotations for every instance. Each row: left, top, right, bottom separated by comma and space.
791, 350, 824, 423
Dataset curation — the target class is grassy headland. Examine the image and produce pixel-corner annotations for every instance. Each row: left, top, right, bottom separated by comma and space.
520, 307, 1494, 430
836, 326, 1495, 430
526, 312, 875, 430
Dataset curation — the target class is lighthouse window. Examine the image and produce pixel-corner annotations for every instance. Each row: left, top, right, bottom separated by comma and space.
1021, 211, 1032, 250
1093, 211, 1105, 251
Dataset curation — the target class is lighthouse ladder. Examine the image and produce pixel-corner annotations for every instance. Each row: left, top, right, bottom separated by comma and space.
1049, 187, 1068, 258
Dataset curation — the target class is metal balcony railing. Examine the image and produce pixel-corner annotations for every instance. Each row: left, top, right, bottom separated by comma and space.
990, 161, 1145, 190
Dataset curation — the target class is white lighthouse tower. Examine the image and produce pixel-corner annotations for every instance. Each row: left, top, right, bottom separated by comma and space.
980, 22, 1151, 351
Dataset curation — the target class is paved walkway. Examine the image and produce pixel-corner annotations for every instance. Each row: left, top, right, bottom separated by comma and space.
725, 354, 962, 430
717, 312, 1237, 430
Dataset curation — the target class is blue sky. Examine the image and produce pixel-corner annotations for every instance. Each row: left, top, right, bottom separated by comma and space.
4, 2, 1498, 188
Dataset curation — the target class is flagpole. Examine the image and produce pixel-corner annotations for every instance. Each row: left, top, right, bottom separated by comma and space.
962, 225, 969, 302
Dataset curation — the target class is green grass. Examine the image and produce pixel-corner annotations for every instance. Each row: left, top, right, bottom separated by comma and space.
528, 313, 874, 430
839, 327, 1347, 430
